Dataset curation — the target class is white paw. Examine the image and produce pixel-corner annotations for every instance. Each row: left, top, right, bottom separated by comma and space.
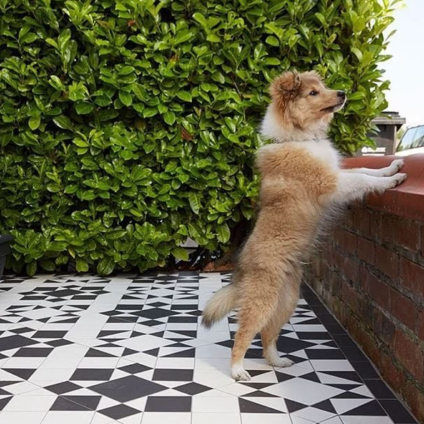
270, 357, 294, 368
231, 363, 251, 381
389, 173, 407, 188
385, 159, 404, 176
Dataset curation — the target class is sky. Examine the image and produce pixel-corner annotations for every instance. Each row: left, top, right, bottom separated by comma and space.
383, 0, 424, 127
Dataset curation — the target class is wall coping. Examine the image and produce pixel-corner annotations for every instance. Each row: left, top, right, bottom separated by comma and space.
343, 154, 424, 223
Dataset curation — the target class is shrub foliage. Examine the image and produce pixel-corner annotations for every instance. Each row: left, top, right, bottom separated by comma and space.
0, 0, 400, 275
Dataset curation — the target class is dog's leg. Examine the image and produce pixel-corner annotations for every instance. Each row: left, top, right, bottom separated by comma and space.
261, 303, 296, 369
231, 291, 281, 381
231, 323, 259, 381
344, 159, 404, 177
332, 171, 407, 204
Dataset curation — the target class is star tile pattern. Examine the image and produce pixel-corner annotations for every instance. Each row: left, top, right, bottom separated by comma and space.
0, 272, 417, 424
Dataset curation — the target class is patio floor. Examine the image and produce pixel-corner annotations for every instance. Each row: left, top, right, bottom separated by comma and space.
0, 272, 417, 424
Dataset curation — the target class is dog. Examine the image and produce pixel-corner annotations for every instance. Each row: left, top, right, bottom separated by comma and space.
202, 70, 407, 381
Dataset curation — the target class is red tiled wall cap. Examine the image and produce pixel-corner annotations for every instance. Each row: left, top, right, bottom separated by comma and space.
342, 154, 424, 223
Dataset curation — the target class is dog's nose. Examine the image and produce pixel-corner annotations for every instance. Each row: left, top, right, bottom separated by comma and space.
337, 91, 346, 99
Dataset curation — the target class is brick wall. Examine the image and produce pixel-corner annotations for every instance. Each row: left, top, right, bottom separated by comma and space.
304, 155, 424, 423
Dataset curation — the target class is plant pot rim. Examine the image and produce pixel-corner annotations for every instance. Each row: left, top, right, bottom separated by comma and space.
0, 235, 13, 244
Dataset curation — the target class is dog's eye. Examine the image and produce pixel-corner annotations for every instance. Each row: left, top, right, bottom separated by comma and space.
309, 91, 319, 96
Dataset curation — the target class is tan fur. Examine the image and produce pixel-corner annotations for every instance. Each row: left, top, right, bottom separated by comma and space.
202, 70, 404, 381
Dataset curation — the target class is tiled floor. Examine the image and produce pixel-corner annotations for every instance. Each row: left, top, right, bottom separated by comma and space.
0, 272, 417, 424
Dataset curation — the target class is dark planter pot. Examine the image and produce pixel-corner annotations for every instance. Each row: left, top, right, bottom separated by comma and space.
0, 235, 13, 279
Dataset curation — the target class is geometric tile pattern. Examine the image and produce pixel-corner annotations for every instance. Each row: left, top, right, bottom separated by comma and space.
0, 272, 417, 424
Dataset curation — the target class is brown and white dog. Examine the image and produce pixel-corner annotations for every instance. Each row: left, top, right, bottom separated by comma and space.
202, 71, 406, 381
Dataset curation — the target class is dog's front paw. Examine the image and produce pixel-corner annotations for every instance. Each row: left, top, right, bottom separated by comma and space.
389, 173, 407, 188
231, 363, 251, 381
391, 159, 404, 173
383, 159, 404, 177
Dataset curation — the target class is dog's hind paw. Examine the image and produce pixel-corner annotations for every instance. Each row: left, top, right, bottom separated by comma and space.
231, 363, 251, 381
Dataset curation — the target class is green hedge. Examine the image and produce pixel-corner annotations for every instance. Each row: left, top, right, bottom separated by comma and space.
0, 0, 399, 275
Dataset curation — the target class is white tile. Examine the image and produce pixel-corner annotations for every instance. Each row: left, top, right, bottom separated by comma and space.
119, 413, 143, 424
192, 413, 241, 424
322, 418, 343, 424
340, 418, 394, 424
310, 360, 355, 372
29, 367, 75, 383
115, 335, 172, 350
89, 412, 115, 424
292, 406, 336, 422
290, 416, 315, 424
41, 411, 95, 424
39, 357, 82, 369
195, 344, 232, 358
0, 411, 46, 424
78, 357, 119, 368
195, 358, 230, 370
262, 378, 343, 405
332, 399, 374, 415
4, 394, 56, 412
155, 358, 195, 369
47, 346, 88, 360
3, 357, 46, 368
193, 369, 234, 388
4, 381, 41, 395
142, 412, 191, 424
192, 396, 239, 413
241, 414, 292, 424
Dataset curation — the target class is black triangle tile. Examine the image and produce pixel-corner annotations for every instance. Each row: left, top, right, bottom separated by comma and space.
321, 371, 362, 383
343, 400, 385, 416
329, 384, 361, 391
285, 399, 308, 413
4, 368, 36, 379
300, 372, 321, 383
144, 348, 160, 357
86, 348, 116, 358
164, 348, 196, 358
275, 372, 296, 383
242, 383, 277, 390
123, 348, 139, 357
242, 391, 280, 398
168, 342, 191, 348
63, 395, 101, 410
313, 399, 337, 413
239, 398, 283, 414
333, 391, 371, 399
248, 370, 271, 378
0, 397, 12, 411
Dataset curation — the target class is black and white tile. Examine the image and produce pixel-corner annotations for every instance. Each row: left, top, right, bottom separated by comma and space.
0, 272, 417, 424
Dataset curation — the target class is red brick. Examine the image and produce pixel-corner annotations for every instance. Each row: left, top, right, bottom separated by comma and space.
404, 380, 424, 424
343, 256, 360, 283
393, 329, 424, 381
421, 226, 424, 257
342, 282, 357, 306
354, 208, 371, 237
400, 258, 424, 299
344, 208, 355, 230
418, 310, 424, 341
373, 309, 395, 345
358, 237, 375, 265
363, 268, 390, 310
374, 245, 399, 280
382, 215, 420, 252
390, 288, 416, 329
334, 230, 358, 255
379, 351, 406, 393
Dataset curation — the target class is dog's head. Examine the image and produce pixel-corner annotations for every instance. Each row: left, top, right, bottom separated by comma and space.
267, 70, 346, 136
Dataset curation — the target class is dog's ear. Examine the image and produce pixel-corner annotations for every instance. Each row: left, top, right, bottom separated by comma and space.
269, 71, 301, 101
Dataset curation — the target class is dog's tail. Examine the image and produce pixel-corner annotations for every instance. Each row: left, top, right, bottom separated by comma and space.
202, 284, 238, 329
